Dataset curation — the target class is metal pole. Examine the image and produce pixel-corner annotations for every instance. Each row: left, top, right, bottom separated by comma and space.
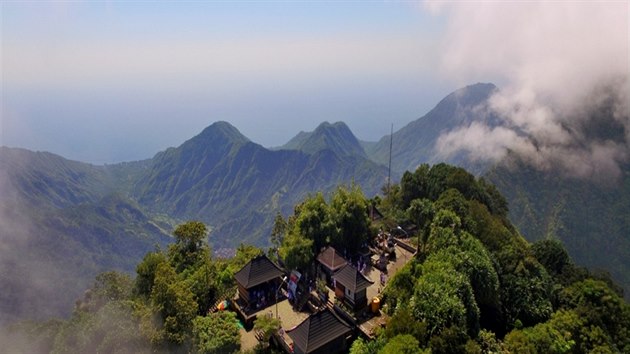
387, 123, 393, 195
275, 276, 287, 319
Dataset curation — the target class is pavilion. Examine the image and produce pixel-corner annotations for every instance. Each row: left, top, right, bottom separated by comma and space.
332, 263, 374, 310
285, 308, 353, 354
234, 254, 285, 323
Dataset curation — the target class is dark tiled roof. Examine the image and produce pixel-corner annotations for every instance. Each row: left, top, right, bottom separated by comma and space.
333, 264, 374, 293
234, 254, 284, 289
287, 308, 352, 354
316, 246, 347, 272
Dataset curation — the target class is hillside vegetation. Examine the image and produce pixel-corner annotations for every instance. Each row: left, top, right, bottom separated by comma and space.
4, 164, 628, 354
367, 163, 629, 353
0, 147, 173, 324
486, 157, 630, 300
132, 121, 388, 248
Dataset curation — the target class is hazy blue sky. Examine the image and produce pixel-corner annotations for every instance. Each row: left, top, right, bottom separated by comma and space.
2, 2, 627, 164
2, 1, 458, 163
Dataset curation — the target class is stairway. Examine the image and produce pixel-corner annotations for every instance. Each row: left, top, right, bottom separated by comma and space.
208, 286, 237, 314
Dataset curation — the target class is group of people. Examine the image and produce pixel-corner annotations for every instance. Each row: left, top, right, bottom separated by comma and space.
356, 256, 369, 274
250, 286, 273, 309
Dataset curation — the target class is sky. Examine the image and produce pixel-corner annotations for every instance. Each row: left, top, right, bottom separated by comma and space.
1, 1, 628, 169
2, 1, 455, 164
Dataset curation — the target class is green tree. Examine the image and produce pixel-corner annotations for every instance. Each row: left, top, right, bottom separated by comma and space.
75, 271, 134, 313
184, 256, 217, 315
151, 262, 197, 345
279, 231, 314, 271
434, 188, 475, 232
411, 260, 473, 337
504, 316, 575, 354
253, 313, 281, 344
477, 177, 508, 217
270, 211, 287, 253
400, 165, 429, 209
350, 336, 389, 354
559, 279, 630, 352
426, 163, 452, 200
384, 310, 428, 345
434, 233, 499, 306
498, 253, 553, 329
92, 271, 133, 303
293, 192, 334, 254
380, 183, 403, 220
135, 251, 167, 297
191, 312, 241, 354
425, 209, 462, 253
406, 198, 434, 253
382, 263, 419, 313
350, 337, 379, 354
379, 334, 423, 354
169, 221, 209, 273
532, 239, 571, 278
428, 325, 470, 354
330, 184, 371, 254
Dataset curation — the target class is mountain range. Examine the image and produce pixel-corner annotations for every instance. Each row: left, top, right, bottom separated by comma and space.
1, 82, 628, 324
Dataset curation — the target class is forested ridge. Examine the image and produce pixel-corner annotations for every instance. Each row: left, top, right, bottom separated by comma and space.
3, 164, 628, 354
360, 163, 629, 353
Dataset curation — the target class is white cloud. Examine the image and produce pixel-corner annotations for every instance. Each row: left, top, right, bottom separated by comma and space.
432, 1, 629, 182
436, 121, 536, 162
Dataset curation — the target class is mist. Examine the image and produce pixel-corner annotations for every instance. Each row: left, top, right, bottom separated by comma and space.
433, 2, 629, 182
0, 163, 87, 325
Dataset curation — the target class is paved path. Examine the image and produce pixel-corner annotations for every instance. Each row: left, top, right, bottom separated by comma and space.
239, 299, 309, 352
365, 244, 414, 302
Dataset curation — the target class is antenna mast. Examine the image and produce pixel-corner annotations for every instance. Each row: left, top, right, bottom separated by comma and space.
387, 123, 393, 196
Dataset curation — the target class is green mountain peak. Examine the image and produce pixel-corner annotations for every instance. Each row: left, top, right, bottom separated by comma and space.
281, 120, 366, 157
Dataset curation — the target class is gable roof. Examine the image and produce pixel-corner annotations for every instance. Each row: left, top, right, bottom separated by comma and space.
333, 264, 374, 293
234, 254, 284, 289
316, 246, 347, 272
287, 308, 352, 354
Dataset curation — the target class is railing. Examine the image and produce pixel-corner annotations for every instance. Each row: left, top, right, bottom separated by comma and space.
393, 237, 417, 254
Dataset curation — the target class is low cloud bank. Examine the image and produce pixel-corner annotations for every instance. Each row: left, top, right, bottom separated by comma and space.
431, 2, 629, 182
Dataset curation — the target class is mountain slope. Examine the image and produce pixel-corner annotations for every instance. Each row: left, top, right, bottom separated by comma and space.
1, 147, 113, 207
365, 83, 499, 174
280, 121, 367, 158
486, 156, 630, 297
133, 121, 387, 247
0, 148, 172, 324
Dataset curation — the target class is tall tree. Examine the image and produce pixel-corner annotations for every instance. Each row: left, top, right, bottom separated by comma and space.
279, 232, 314, 272
169, 221, 210, 273
270, 212, 287, 253
330, 184, 370, 254
151, 262, 197, 345
135, 251, 168, 297
191, 312, 241, 354
293, 192, 335, 254
407, 198, 435, 253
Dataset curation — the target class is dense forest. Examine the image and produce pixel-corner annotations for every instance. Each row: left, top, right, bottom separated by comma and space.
354, 164, 629, 353
3, 163, 628, 353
